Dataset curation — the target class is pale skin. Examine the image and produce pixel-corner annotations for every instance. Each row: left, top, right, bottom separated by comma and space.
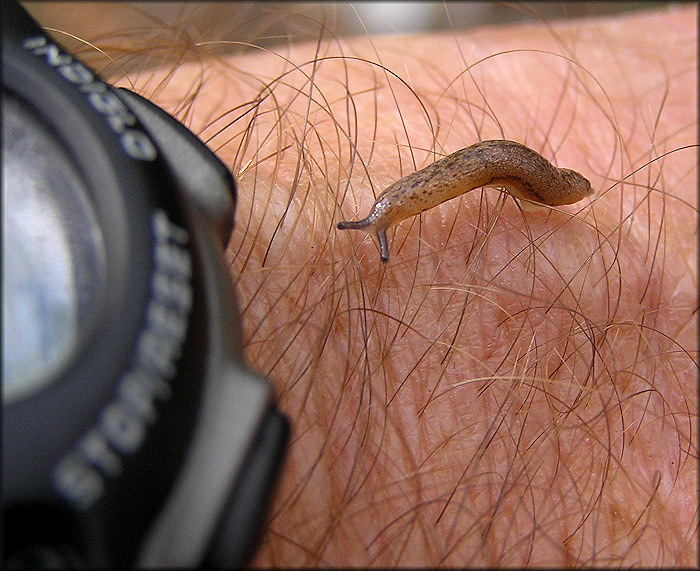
43, 3, 697, 566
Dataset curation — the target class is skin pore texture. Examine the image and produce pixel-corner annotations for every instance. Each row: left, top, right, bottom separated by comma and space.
336, 139, 594, 261
87, 3, 696, 566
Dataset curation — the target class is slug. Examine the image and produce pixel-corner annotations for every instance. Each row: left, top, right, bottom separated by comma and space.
337, 139, 593, 262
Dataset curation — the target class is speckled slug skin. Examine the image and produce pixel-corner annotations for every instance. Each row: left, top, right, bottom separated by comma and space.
337, 139, 593, 262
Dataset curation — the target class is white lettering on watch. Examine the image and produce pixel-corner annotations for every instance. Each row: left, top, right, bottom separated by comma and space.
22, 35, 157, 161
52, 209, 193, 510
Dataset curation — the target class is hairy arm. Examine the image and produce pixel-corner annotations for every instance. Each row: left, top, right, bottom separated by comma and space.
71, 4, 697, 566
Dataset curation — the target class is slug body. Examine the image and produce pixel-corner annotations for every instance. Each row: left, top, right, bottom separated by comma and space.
337, 139, 593, 262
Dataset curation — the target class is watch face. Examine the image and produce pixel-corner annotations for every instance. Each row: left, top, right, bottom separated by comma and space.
2, 91, 106, 405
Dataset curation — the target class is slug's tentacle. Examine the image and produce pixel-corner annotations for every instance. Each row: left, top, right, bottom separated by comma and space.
336, 219, 372, 231
337, 139, 593, 262
376, 231, 389, 262
337, 218, 390, 261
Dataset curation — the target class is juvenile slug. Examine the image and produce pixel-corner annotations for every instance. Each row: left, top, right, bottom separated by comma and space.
337, 139, 593, 262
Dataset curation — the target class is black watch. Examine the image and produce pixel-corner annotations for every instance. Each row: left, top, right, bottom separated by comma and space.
2, 1, 289, 567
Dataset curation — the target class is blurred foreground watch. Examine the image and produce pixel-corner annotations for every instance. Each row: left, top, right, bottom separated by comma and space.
2, 1, 289, 567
